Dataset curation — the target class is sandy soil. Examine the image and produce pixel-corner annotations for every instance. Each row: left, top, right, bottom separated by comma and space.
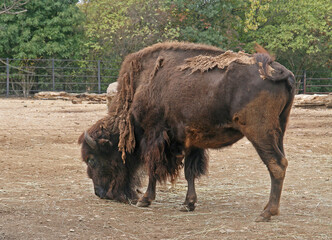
0, 99, 331, 240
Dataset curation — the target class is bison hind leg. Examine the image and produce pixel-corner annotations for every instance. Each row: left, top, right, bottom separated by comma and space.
245, 128, 288, 222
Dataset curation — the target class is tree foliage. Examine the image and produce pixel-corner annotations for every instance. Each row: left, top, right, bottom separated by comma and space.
79, 0, 178, 64
244, 0, 271, 32
1, 0, 331, 95
242, 0, 331, 73
0, 0, 86, 96
0, 0, 85, 59
165, 0, 246, 50
0, 0, 29, 15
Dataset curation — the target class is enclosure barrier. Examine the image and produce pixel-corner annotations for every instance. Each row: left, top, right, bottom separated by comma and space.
0, 58, 119, 97
0, 58, 331, 97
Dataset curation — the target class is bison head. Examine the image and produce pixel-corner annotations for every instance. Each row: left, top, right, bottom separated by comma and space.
78, 121, 141, 203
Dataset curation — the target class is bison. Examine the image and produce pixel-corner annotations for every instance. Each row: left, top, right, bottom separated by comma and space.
79, 42, 295, 222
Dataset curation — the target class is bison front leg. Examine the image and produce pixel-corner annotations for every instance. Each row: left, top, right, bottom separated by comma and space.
180, 148, 207, 212
137, 173, 156, 208
180, 170, 197, 212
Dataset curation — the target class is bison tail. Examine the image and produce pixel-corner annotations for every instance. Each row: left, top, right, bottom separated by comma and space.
255, 53, 295, 92
268, 62, 295, 92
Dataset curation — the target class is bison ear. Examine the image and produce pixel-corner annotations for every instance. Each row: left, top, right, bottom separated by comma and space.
84, 131, 97, 150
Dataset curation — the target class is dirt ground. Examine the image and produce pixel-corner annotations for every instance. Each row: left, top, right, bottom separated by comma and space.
0, 98, 331, 240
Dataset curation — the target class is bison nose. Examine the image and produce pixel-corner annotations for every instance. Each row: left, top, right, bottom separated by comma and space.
94, 186, 107, 199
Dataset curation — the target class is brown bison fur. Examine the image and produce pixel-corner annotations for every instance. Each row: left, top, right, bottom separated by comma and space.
79, 42, 223, 207
255, 43, 276, 61
78, 111, 192, 203
114, 42, 224, 160
79, 42, 295, 222
128, 45, 295, 220
178, 50, 256, 73
78, 113, 143, 203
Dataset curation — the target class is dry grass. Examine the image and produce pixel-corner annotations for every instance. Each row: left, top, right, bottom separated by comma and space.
0, 99, 331, 240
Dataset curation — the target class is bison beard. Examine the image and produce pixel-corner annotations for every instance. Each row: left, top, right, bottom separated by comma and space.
79, 42, 295, 222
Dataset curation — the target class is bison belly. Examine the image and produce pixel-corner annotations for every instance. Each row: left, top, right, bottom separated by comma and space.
184, 126, 244, 149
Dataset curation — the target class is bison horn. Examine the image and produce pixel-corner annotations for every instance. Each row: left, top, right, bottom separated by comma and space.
84, 131, 97, 150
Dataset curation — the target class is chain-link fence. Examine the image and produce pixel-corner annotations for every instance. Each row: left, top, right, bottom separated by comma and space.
0, 58, 119, 97
0, 58, 331, 97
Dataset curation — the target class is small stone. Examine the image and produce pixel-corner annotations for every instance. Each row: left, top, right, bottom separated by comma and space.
72, 99, 82, 104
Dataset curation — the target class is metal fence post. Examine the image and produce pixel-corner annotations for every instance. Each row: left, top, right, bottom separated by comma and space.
6, 58, 9, 97
303, 70, 307, 94
52, 58, 55, 91
97, 60, 101, 94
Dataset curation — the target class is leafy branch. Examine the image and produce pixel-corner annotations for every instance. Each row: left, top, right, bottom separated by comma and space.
0, 0, 29, 15
0, 58, 35, 74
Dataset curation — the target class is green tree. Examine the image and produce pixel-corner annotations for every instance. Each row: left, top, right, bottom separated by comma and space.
0, 0, 86, 59
165, 0, 247, 50
0, 0, 29, 15
79, 0, 178, 64
243, 0, 271, 32
242, 0, 331, 74
0, 0, 86, 96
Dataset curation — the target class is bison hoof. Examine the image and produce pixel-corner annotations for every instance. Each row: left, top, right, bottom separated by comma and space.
136, 200, 151, 208
179, 203, 196, 212
129, 199, 138, 205
255, 214, 271, 222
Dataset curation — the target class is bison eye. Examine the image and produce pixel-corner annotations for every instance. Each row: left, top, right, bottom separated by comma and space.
87, 158, 97, 168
